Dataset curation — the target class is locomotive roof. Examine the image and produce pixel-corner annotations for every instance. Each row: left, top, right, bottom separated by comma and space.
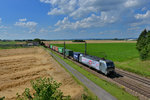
82, 54, 113, 62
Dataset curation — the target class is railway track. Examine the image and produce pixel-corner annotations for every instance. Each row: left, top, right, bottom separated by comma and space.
111, 74, 150, 98
115, 69, 150, 86
50, 49, 150, 99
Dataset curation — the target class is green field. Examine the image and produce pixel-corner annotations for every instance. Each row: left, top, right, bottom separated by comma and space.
0, 41, 17, 44
53, 43, 150, 78
0, 46, 24, 49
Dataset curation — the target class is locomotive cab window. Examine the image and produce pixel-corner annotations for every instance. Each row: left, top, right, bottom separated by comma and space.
106, 62, 114, 67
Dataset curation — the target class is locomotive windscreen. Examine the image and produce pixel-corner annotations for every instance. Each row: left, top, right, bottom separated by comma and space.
106, 62, 114, 67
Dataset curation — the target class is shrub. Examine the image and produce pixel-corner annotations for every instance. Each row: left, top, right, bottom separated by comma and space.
0, 97, 5, 100
82, 94, 97, 100
16, 77, 70, 100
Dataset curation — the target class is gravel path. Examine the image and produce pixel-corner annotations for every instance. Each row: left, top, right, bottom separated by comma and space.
49, 51, 117, 100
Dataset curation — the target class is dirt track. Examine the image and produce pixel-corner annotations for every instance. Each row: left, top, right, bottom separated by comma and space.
0, 47, 83, 100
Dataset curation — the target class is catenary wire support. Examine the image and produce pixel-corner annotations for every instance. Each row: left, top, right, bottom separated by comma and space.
85, 41, 87, 55
64, 41, 65, 59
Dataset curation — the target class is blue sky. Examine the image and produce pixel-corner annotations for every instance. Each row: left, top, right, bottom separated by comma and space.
0, 0, 150, 40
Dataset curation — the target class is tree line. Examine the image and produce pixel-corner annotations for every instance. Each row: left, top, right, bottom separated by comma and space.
136, 29, 150, 60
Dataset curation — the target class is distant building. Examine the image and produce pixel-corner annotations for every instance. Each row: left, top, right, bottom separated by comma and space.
127, 39, 136, 41
26, 41, 39, 46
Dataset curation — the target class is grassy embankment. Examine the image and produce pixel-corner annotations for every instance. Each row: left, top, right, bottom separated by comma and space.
50, 49, 138, 100
53, 43, 150, 78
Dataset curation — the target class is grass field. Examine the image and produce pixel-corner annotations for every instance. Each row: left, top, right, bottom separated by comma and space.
0, 41, 17, 44
53, 43, 150, 78
51, 50, 138, 100
0, 41, 26, 49
0, 45, 28, 50
0, 46, 24, 49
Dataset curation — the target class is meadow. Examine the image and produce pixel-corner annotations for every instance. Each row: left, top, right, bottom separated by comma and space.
53, 43, 150, 78
0, 41, 27, 49
0, 41, 17, 44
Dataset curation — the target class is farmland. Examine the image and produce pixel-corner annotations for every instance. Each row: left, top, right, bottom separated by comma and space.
0, 41, 26, 49
44, 40, 136, 44
0, 41, 25, 44
0, 47, 84, 100
53, 43, 150, 78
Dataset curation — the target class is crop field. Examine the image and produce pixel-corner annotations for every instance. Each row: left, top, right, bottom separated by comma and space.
44, 40, 136, 44
53, 43, 150, 78
0, 47, 84, 100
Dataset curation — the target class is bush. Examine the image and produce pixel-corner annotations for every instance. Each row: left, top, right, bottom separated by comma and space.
81, 94, 97, 100
0, 97, 5, 100
16, 77, 70, 100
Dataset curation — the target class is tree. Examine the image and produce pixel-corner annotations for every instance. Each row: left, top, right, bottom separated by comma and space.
136, 29, 150, 60
136, 29, 147, 52
33, 38, 41, 44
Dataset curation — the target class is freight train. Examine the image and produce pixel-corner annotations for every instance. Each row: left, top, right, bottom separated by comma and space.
47, 44, 115, 75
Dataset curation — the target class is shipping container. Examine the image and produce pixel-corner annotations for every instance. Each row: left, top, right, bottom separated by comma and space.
45, 43, 50, 48
55, 46, 58, 52
50, 45, 53, 49
73, 52, 81, 61
52, 46, 55, 50
58, 47, 64, 53
65, 49, 73, 57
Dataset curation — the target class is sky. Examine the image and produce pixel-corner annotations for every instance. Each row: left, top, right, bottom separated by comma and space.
0, 0, 150, 40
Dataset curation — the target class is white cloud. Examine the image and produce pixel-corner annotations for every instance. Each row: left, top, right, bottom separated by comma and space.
15, 19, 37, 28
28, 28, 36, 34
14, 19, 38, 33
40, 0, 150, 34
19, 18, 27, 22
47, 0, 77, 15
135, 10, 150, 19
124, 0, 140, 7
39, 28, 48, 33
131, 10, 150, 26
141, 7, 147, 11
15, 21, 37, 28
40, 0, 51, 4
55, 12, 117, 31
40, 0, 149, 19
0, 25, 7, 29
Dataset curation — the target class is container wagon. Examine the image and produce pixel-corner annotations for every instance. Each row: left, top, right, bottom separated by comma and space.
65, 49, 73, 57
50, 45, 53, 49
55, 46, 59, 52
52, 46, 55, 50
79, 54, 115, 75
58, 47, 64, 54
45, 43, 50, 48
73, 52, 81, 62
